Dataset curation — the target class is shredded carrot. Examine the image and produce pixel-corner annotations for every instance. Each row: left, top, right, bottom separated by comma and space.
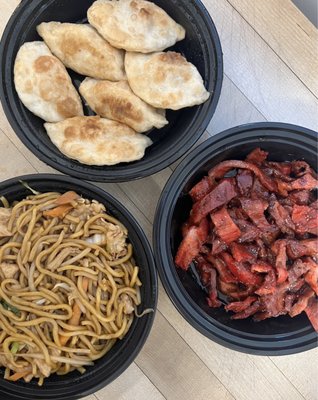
7, 369, 31, 381
43, 204, 73, 218
54, 191, 79, 206
59, 278, 89, 346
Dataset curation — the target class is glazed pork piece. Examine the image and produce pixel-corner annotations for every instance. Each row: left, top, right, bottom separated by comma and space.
175, 148, 318, 331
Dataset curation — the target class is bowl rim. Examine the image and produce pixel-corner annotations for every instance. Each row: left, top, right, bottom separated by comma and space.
153, 121, 318, 356
0, 173, 158, 399
0, 0, 223, 183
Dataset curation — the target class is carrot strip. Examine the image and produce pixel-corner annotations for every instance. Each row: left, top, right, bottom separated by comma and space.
43, 204, 73, 218
54, 191, 79, 206
7, 369, 31, 381
59, 278, 89, 346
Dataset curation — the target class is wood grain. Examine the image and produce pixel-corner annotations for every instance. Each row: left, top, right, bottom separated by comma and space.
94, 363, 165, 400
204, 0, 318, 131
227, 0, 318, 97
0, 1, 317, 400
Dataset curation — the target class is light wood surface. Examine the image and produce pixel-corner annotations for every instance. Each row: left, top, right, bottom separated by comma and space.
0, 1, 317, 400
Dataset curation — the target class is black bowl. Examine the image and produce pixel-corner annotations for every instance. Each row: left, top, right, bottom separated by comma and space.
0, 0, 223, 182
0, 174, 157, 399
153, 122, 318, 355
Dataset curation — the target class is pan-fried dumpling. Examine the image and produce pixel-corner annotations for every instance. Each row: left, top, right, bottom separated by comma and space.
125, 51, 210, 110
14, 41, 83, 122
44, 116, 153, 165
87, 0, 185, 53
37, 22, 125, 81
79, 78, 168, 133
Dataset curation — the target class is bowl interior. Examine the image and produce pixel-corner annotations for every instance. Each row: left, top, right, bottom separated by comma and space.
0, 175, 157, 399
171, 139, 317, 337
154, 125, 318, 353
1, 0, 222, 181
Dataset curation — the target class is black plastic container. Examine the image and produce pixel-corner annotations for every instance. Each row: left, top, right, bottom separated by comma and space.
154, 122, 318, 355
0, 0, 223, 182
0, 174, 157, 399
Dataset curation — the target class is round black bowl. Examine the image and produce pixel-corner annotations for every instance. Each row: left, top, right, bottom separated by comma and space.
153, 122, 318, 355
0, 174, 157, 399
0, 0, 223, 182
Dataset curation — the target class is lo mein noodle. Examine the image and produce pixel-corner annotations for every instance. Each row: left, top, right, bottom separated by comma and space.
0, 189, 143, 385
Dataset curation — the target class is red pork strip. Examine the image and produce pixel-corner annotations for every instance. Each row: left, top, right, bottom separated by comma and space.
246, 148, 268, 165
190, 179, 237, 225
206, 254, 237, 283
231, 242, 258, 263
257, 282, 292, 319
284, 293, 297, 313
195, 256, 214, 286
278, 173, 318, 194
210, 207, 241, 244
206, 268, 222, 308
255, 270, 276, 296
305, 297, 318, 332
286, 239, 318, 259
218, 280, 255, 300
288, 259, 311, 284
289, 287, 315, 317
240, 198, 271, 229
236, 219, 262, 243
263, 165, 293, 182
195, 256, 221, 308
251, 178, 270, 200
292, 204, 318, 235
304, 258, 318, 295
251, 262, 273, 273
291, 161, 312, 177
208, 160, 277, 192
189, 176, 215, 202
225, 296, 258, 312
266, 162, 292, 177
269, 200, 295, 235
231, 300, 261, 319
286, 190, 312, 205
175, 218, 209, 270
236, 170, 253, 196
211, 238, 228, 255
220, 252, 262, 286
275, 240, 288, 284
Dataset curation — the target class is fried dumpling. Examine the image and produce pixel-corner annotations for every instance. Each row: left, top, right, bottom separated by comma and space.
37, 22, 125, 81
79, 78, 168, 133
125, 51, 210, 110
44, 116, 153, 165
14, 41, 83, 122
87, 0, 185, 53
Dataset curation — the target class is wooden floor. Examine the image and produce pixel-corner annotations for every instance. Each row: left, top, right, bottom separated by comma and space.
0, 1, 317, 399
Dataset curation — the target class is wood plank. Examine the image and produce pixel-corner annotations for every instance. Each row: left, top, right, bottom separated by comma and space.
82, 396, 98, 400
0, 104, 57, 173
0, 130, 38, 180
0, 0, 19, 35
227, 0, 318, 97
95, 363, 165, 400
270, 350, 318, 400
206, 74, 266, 136
136, 310, 235, 400
203, 0, 318, 131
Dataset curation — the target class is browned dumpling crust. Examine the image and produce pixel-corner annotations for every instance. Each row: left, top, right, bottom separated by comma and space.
14, 42, 83, 122
79, 78, 168, 132
37, 22, 125, 81
125, 51, 210, 110
44, 116, 153, 165
87, 0, 185, 53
